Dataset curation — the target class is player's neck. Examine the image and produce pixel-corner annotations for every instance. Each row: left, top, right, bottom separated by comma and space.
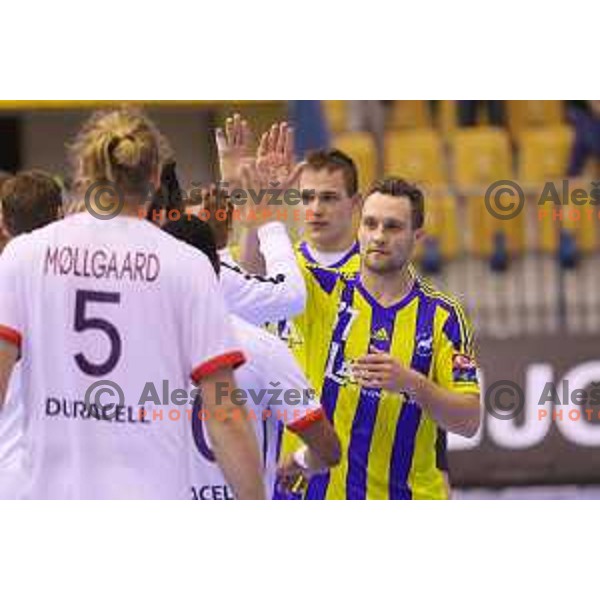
120, 202, 144, 218
307, 230, 357, 254
306, 243, 355, 265
361, 264, 415, 308
86, 198, 144, 220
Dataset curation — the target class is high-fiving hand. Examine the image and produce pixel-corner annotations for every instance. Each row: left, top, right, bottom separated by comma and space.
242, 121, 305, 193
215, 113, 254, 185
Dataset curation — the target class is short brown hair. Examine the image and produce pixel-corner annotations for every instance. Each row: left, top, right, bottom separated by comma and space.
366, 178, 425, 230
1, 170, 63, 235
0, 171, 12, 188
305, 149, 358, 197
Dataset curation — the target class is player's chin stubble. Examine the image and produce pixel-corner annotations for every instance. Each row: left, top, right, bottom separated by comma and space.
364, 257, 399, 275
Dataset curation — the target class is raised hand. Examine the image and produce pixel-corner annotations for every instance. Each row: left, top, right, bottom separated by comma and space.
232, 121, 305, 228
255, 121, 304, 190
215, 113, 254, 184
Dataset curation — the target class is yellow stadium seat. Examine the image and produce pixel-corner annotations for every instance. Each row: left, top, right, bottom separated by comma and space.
333, 132, 377, 193
535, 204, 560, 254
451, 127, 513, 191
388, 101, 432, 129
323, 101, 347, 134
415, 194, 460, 262
465, 196, 493, 257
508, 101, 564, 139
384, 130, 446, 189
437, 100, 457, 138
518, 126, 573, 182
562, 208, 598, 254
464, 195, 527, 258
534, 178, 598, 255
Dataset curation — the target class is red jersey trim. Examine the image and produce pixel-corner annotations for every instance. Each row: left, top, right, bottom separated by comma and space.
191, 350, 246, 382
286, 407, 325, 433
0, 325, 21, 348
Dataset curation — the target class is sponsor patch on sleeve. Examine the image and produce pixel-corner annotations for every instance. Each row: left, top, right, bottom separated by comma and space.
452, 353, 478, 384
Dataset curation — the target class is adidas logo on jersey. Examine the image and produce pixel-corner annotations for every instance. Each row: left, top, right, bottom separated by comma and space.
372, 328, 389, 342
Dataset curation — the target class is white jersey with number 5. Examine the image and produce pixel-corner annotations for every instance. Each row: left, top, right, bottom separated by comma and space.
0, 212, 244, 499
188, 314, 323, 500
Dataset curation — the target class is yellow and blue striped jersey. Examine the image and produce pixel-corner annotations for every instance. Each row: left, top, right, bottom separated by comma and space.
296, 240, 361, 273
268, 240, 360, 346
283, 265, 479, 500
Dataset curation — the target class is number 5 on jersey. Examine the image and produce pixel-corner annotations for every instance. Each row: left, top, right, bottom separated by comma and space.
74, 290, 122, 376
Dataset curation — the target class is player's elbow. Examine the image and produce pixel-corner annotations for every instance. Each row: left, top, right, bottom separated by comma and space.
457, 403, 482, 438
460, 416, 481, 439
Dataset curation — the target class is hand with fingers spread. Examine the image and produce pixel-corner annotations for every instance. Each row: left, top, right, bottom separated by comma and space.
215, 113, 254, 185
254, 121, 304, 191
237, 121, 305, 228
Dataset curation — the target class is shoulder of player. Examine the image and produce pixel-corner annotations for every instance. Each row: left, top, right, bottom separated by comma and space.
415, 279, 476, 355
1, 216, 104, 263
418, 277, 468, 316
154, 228, 213, 267
231, 315, 288, 356
417, 276, 474, 343
302, 263, 353, 296
231, 316, 295, 380
0, 225, 49, 262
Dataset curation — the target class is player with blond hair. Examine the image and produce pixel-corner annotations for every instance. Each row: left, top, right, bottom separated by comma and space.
0, 109, 265, 499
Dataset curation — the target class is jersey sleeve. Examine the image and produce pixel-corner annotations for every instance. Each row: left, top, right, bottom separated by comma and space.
266, 336, 324, 432
0, 239, 25, 350
186, 254, 246, 383
218, 223, 306, 325
432, 302, 480, 396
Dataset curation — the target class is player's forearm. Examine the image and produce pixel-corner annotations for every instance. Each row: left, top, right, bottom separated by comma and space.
0, 342, 18, 410
206, 412, 266, 500
295, 418, 341, 469
257, 222, 306, 316
200, 370, 265, 499
408, 373, 481, 438
237, 228, 266, 275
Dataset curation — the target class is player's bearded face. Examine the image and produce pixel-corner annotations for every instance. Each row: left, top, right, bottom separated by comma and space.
300, 169, 358, 250
359, 193, 420, 274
